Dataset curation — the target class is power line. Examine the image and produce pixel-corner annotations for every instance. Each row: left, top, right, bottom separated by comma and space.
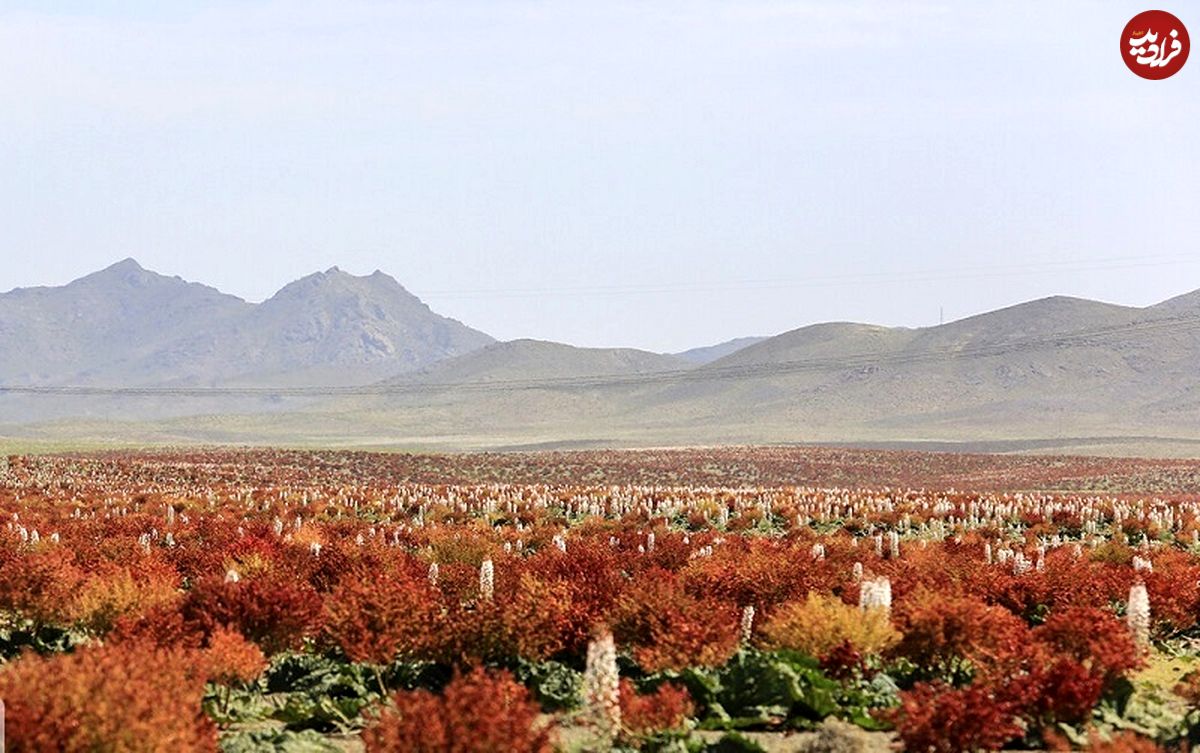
3, 311, 1199, 399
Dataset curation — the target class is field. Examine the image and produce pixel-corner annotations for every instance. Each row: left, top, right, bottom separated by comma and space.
2, 447, 1200, 752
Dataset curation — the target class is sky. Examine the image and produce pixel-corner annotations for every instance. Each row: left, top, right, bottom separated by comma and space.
1, 1, 1197, 352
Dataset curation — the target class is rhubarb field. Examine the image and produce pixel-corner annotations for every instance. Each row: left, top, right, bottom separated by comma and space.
1, 448, 1199, 752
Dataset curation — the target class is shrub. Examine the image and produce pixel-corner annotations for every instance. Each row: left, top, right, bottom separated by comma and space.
890, 680, 1023, 753
180, 574, 323, 655
202, 626, 267, 685
523, 542, 624, 653
613, 569, 740, 672
323, 570, 442, 664
425, 601, 511, 665
499, 572, 579, 661
682, 539, 821, 609
361, 667, 554, 753
619, 678, 695, 736
1023, 657, 1105, 725
109, 603, 204, 650
1056, 731, 1166, 752
1143, 551, 1200, 636
0, 641, 217, 752
891, 590, 1029, 680
818, 640, 868, 679
761, 593, 899, 659
67, 561, 180, 634
0, 548, 85, 625
1033, 606, 1142, 689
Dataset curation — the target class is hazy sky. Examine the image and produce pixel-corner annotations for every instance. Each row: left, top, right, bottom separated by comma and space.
2, 1, 1197, 352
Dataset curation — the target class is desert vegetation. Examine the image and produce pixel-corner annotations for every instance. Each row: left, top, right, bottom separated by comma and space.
0, 447, 1199, 751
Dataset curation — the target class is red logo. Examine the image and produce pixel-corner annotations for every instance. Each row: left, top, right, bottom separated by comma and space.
1122, 10, 1189, 79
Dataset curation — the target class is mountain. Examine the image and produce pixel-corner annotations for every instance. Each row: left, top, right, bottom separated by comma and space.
320, 290, 1200, 452
657, 294, 1200, 442
4, 265, 1200, 456
1150, 288, 1200, 316
396, 339, 690, 386
706, 323, 914, 368
0, 259, 251, 386
674, 337, 768, 365
0, 260, 493, 389
157, 267, 494, 386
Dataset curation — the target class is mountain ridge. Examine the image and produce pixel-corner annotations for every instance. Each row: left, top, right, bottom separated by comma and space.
674, 336, 769, 364
0, 259, 493, 389
3, 260, 1200, 454
393, 339, 692, 386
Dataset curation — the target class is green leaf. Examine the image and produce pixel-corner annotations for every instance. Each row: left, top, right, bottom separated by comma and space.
219, 728, 341, 753
203, 685, 277, 725
512, 658, 583, 711
382, 659, 451, 693
273, 693, 374, 733
261, 653, 381, 732
265, 653, 344, 694
714, 650, 804, 725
